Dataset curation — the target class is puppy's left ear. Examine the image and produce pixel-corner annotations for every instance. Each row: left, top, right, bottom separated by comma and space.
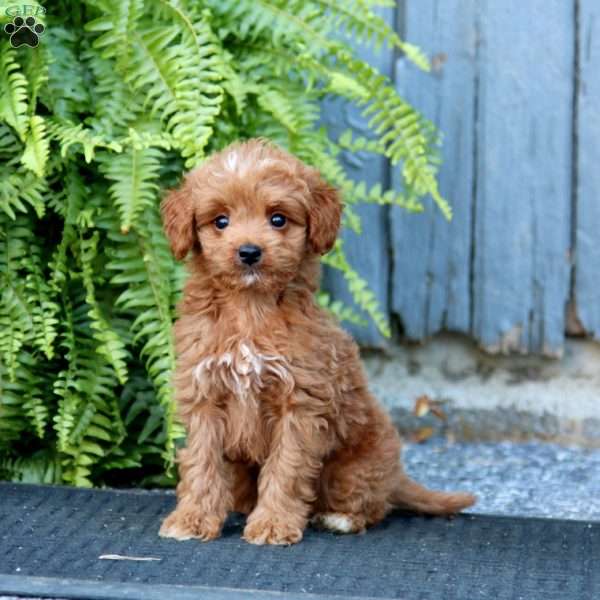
303, 167, 343, 255
161, 182, 196, 260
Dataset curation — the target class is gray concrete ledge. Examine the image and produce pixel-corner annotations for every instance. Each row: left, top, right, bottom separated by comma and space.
364, 334, 600, 447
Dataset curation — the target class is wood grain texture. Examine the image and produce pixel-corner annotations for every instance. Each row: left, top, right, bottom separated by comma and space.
575, 1, 600, 338
321, 8, 394, 348
325, 2, 578, 355
472, 1, 574, 355
391, 0, 477, 341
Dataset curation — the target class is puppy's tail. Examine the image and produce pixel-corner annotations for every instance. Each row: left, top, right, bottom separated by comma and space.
389, 472, 476, 515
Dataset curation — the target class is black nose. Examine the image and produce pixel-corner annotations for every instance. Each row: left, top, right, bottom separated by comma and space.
238, 244, 262, 266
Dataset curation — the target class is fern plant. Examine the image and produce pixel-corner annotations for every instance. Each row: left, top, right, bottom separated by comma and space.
0, 0, 445, 487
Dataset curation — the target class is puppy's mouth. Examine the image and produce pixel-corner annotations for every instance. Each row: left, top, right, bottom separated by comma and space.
240, 268, 261, 287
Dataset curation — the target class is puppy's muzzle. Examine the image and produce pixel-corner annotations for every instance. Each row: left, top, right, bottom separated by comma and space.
238, 244, 262, 266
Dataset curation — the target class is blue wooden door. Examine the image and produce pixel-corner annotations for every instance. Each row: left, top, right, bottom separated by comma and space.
324, 1, 593, 357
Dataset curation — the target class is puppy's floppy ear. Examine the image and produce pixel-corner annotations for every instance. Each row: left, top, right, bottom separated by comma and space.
161, 182, 196, 260
303, 167, 343, 255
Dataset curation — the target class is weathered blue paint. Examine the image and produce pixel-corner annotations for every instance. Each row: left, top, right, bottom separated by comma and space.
472, 1, 573, 355
321, 8, 394, 348
575, 1, 600, 338
391, 0, 477, 341
323, 2, 583, 356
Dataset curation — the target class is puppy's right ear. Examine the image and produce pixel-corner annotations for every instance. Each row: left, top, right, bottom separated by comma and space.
161, 184, 196, 260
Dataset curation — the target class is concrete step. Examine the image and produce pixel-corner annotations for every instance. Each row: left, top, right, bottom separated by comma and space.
404, 439, 600, 522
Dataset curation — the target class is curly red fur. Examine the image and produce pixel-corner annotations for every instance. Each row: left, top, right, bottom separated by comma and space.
159, 139, 475, 545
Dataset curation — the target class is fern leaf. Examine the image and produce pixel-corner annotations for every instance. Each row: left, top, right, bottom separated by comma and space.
106, 205, 184, 465
0, 163, 46, 219
99, 141, 162, 234
0, 216, 36, 379
43, 26, 91, 119
0, 450, 62, 484
79, 231, 130, 384
86, 0, 145, 64
53, 297, 125, 486
310, 0, 430, 69
322, 240, 391, 337
316, 291, 368, 328
0, 351, 44, 446
0, 42, 29, 141
21, 116, 50, 177
24, 261, 60, 360
47, 119, 123, 163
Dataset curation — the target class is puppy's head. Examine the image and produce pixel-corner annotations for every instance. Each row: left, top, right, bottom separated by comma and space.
161, 139, 342, 292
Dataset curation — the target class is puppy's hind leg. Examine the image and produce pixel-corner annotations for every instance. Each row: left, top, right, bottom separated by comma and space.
314, 408, 475, 533
313, 423, 400, 534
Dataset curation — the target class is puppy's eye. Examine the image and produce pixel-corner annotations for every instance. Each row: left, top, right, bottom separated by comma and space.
270, 213, 287, 228
214, 215, 229, 230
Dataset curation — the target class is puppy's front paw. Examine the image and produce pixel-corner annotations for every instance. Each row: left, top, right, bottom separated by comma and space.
159, 508, 223, 542
243, 512, 303, 545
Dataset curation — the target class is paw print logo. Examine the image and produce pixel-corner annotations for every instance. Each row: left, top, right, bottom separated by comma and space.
4, 16, 45, 48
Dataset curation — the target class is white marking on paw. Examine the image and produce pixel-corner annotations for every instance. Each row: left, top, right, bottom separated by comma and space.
314, 513, 354, 533
159, 523, 193, 541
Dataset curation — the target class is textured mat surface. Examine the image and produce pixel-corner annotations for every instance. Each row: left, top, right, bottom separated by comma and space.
0, 483, 598, 600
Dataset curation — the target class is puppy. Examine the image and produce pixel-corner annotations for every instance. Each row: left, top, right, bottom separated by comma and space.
159, 139, 475, 545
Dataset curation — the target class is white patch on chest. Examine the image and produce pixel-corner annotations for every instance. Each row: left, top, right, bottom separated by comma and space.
193, 340, 293, 400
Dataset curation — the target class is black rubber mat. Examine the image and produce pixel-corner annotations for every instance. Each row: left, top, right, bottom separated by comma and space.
0, 483, 598, 600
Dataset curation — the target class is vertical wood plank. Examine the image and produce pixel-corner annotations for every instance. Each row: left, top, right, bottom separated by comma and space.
391, 0, 477, 340
575, 1, 600, 337
321, 7, 394, 348
473, 1, 573, 355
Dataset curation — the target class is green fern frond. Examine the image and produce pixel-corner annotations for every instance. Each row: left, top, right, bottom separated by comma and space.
47, 166, 84, 297
0, 123, 18, 156
310, 0, 430, 69
0, 42, 29, 141
53, 297, 125, 486
117, 6, 224, 165
316, 291, 368, 328
106, 206, 184, 466
257, 87, 304, 134
337, 129, 386, 155
84, 50, 142, 132
0, 450, 62, 484
43, 27, 91, 119
217, 0, 449, 219
0, 350, 46, 446
23, 256, 60, 360
322, 241, 391, 337
79, 231, 129, 384
22, 39, 49, 111
0, 163, 46, 218
21, 115, 50, 177
0, 216, 37, 380
99, 142, 162, 234
86, 0, 145, 65
47, 119, 123, 163
17, 350, 50, 439
0, 1, 444, 487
